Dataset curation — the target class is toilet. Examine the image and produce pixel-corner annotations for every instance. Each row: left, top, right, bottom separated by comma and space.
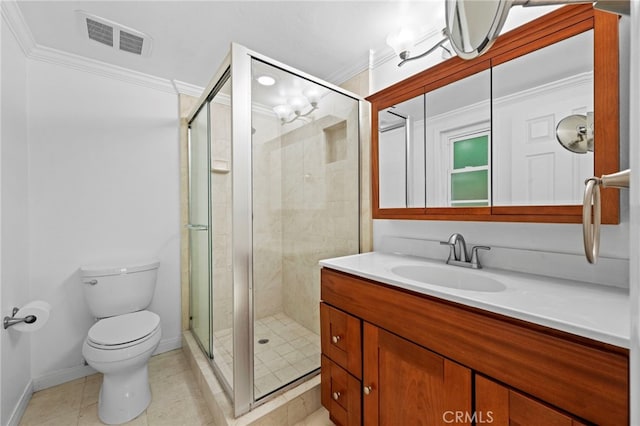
81, 260, 162, 425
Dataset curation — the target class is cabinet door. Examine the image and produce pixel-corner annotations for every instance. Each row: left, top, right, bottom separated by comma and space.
321, 355, 362, 426
475, 375, 587, 426
363, 323, 472, 426
321, 302, 362, 378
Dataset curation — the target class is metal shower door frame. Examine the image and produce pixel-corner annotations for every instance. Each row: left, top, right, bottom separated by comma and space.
190, 44, 364, 418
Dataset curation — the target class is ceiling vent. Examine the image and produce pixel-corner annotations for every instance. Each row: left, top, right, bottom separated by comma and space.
76, 11, 152, 57
86, 18, 113, 47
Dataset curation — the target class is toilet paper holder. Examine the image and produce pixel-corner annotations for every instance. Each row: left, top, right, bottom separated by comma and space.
3, 307, 37, 330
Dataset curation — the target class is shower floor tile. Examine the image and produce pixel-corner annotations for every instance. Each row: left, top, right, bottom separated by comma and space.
211, 312, 320, 399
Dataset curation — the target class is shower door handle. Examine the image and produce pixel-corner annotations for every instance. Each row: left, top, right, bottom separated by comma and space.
186, 224, 208, 231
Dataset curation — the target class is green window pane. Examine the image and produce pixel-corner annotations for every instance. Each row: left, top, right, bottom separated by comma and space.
451, 170, 488, 201
453, 135, 488, 169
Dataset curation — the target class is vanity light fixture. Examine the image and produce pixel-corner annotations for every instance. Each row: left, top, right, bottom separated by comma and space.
272, 88, 321, 124
387, 28, 450, 67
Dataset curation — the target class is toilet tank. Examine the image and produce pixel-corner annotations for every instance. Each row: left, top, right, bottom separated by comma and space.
81, 260, 160, 318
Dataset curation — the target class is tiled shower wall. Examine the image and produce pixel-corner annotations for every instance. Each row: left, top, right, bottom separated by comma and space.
281, 113, 360, 334
253, 112, 286, 321
210, 100, 234, 332
253, 104, 360, 334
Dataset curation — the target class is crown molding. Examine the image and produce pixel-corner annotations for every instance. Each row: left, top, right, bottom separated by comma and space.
1, 1, 37, 56
172, 80, 205, 98
29, 45, 176, 94
326, 53, 371, 87
493, 71, 593, 107
2, 1, 177, 95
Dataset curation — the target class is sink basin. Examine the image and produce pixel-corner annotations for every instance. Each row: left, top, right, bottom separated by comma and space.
391, 264, 506, 292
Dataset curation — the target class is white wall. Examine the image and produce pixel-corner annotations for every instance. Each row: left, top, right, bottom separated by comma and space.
26, 61, 181, 383
1, 15, 32, 426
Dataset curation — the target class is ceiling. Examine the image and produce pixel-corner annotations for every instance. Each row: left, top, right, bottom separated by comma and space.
16, 1, 445, 89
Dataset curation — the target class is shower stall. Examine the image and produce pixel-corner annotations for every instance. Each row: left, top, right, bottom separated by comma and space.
186, 44, 361, 416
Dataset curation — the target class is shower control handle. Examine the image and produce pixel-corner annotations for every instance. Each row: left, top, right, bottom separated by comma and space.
332, 391, 341, 401
331, 335, 341, 344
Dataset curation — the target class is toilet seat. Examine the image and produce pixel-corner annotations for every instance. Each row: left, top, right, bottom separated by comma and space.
87, 310, 160, 350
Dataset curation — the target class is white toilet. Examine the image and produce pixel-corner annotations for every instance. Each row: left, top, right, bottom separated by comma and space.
81, 260, 162, 425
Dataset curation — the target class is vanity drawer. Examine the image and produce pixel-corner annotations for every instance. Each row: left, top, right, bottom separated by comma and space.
321, 355, 361, 426
320, 302, 362, 378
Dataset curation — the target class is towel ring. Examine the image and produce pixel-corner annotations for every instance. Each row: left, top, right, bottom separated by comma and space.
582, 169, 630, 264
583, 177, 601, 264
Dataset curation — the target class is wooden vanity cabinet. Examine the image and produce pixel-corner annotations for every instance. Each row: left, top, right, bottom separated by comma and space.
320, 303, 361, 378
475, 375, 587, 426
320, 303, 362, 425
321, 355, 361, 426
363, 323, 472, 426
320, 268, 629, 426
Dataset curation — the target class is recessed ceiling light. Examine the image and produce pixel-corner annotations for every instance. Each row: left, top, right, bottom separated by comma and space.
256, 75, 276, 86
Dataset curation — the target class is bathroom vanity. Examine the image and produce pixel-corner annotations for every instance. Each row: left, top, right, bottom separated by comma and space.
319, 253, 629, 426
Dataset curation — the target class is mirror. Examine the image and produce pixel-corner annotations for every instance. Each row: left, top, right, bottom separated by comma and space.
445, 0, 511, 59
369, 5, 619, 223
425, 69, 491, 207
378, 96, 425, 208
492, 30, 594, 206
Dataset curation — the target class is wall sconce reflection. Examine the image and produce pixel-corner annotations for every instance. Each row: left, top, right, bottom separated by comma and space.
273, 88, 321, 124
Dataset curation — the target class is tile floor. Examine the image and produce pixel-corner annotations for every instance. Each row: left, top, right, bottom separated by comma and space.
19, 349, 333, 426
19, 350, 212, 426
212, 312, 321, 399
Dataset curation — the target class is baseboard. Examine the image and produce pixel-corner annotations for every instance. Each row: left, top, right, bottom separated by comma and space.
6, 379, 33, 426
32, 364, 97, 392
31, 336, 181, 392
154, 335, 182, 355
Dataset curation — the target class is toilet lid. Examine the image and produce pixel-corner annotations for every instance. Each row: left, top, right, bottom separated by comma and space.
88, 310, 160, 346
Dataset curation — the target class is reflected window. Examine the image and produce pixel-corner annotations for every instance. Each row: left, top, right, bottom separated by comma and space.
449, 133, 490, 207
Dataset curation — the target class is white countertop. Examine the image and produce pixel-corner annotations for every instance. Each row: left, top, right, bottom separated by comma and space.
319, 252, 630, 348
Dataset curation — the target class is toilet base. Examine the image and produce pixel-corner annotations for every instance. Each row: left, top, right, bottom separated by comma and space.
98, 364, 151, 425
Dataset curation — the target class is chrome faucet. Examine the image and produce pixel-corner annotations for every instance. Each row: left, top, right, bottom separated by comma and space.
442, 233, 468, 262
440, 233, 490, 269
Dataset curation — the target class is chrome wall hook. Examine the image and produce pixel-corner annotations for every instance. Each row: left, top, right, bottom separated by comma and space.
3, 307, 37, 330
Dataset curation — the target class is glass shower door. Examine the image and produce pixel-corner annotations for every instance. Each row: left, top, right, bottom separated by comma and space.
188, 105, 212, 357
209, 77, 234, 390
250, 58, 360, 399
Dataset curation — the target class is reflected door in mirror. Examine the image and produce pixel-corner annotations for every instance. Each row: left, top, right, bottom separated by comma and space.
492, 30, 594, 206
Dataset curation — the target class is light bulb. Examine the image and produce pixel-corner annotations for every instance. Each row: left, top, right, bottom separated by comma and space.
303, 88, 321, 106
386, 28, 416, 57
289, 96, 308, 114
273, 104, 292, 120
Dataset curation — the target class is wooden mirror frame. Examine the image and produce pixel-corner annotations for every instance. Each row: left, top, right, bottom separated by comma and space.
368, 5, 619, 223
